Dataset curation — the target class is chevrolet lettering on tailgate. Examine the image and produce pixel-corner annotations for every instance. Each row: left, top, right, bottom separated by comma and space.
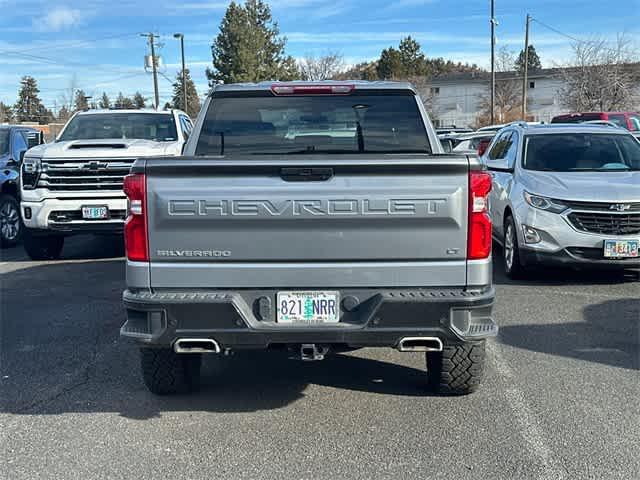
167, 198, 447, 217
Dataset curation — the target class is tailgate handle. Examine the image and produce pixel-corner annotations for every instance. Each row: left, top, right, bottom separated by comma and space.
280, 167, 333, 182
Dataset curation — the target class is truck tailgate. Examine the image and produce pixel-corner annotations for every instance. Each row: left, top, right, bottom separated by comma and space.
144, 156, 469, 288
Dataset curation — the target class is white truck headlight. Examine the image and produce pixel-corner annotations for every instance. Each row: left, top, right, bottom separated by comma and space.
21, 156, 41, 189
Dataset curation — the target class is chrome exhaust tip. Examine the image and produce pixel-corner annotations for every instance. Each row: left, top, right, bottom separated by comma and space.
173, 338, 221, 354
397, 337, 443, 352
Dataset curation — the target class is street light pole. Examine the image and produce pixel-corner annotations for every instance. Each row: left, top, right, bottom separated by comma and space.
521, 14, 531, 120
490, 0, 496, 125
174, 33, 187, 114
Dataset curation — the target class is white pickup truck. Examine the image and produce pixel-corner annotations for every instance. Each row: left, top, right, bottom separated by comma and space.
20, 109, 193, 259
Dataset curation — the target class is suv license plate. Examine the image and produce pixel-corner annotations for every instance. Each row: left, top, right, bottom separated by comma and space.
603, 239, 639, 258
82, 206, 109, 220
277, 291, 340, 324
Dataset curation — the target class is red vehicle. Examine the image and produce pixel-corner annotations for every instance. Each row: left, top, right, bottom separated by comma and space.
551, 112, 640, 131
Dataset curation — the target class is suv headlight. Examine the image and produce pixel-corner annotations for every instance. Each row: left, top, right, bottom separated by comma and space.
523, 191, 568, 213
21, 156, 41, 189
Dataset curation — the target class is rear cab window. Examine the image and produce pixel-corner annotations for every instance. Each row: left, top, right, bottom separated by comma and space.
195, 89, 431, 156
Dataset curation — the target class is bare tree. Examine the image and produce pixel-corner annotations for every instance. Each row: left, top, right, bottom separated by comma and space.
299, 52, 346, 81
496, 46, 516, 72
476, 78, 527, 127
57, 75, 78, 121
559, 34, 640, 111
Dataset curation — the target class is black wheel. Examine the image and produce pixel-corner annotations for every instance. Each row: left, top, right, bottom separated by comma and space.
503, 215, 526, 279
426, 341, 486, 395
140, 347, 202, 395
0, 194, 22, 248
23, 229, 64, 260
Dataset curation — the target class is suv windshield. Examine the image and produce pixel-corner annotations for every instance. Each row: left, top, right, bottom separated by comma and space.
59, 113, 178, 142
195, 94, 431, 155
523, 133, 640, 171
0, 129, 9, 156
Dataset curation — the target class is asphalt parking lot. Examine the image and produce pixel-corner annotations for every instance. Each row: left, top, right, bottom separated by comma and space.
1, 235, 638, 480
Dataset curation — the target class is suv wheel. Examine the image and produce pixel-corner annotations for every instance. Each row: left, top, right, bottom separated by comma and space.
426, 341, 486, 395
140, 347, 202, 395
503, 215, 525, 279
23, 230, 65, 260
0, 194, 22, 248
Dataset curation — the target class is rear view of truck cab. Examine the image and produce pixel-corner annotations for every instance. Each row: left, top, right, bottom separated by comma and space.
120, 81, 497, 396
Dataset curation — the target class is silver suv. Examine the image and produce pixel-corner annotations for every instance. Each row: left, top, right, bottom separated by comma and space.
484, 123, 640, 277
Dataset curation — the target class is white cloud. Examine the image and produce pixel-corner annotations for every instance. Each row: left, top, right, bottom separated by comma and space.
37, 7, 83, 32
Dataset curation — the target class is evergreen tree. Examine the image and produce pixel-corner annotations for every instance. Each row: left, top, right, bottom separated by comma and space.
74, 89, 89, 111
114, 92, 135, 109
515, 45, 542, 73
99, 92, 111, 109
0, 102, 13, 123
206, 0, 299, 84
376, 47, 404, 79
398, 36, 428, 76
14, 76, 46, 123
132, 92, 147, 109
170, 68, 200, 118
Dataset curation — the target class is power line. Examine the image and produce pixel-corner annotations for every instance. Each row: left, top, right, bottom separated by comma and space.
0, 32, 141, 56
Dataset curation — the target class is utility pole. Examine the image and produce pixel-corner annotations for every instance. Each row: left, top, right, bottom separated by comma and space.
141, 33, 160, 109
174, 33, 187, 114
521, 14, 531, 120
490, 0, 496, 124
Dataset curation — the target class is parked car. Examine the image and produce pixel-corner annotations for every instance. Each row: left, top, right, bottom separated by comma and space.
551, 112, 640, 132
435, 126, 473, 135
120, 81, 497, 396
484, 123, 640, 277
451, 132, 496, 155
0, 125, 44, 247
20, 109, 192, 260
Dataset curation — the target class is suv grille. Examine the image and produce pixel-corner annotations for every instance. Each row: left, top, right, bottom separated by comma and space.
559, 200, 640, 212
568, 212, 640, 235
38, 158, 135, 191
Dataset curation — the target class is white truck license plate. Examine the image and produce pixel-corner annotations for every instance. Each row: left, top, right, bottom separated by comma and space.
277, 291, 340, 323
82, 206, 109, 220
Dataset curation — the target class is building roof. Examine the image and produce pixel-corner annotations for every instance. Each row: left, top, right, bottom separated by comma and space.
429, 63, 640, 85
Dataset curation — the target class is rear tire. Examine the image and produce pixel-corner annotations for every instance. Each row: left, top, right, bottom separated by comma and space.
503, 215, 526, 279
140, 347, 202, 395
426, 341, 486, 395
23, 230, 64, 260
0, 194, 22, 248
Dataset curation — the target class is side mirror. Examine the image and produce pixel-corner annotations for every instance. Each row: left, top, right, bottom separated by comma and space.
26, 131, 44, 149
440, 138, 454, 153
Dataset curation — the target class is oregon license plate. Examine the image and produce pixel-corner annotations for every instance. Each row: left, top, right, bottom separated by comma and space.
277, 291, 340, 323
82, 206, 109, 220
603, 239, 639, 258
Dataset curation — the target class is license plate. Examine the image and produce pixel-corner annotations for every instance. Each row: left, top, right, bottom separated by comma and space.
277, 291, 340, 324
81, 206, 109, 220
603, 239, 639, 258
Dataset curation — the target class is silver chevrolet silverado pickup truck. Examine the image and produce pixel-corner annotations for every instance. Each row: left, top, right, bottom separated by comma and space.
120, 81, 497, 396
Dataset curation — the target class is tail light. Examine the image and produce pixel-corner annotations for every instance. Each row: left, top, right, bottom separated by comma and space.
271, 84, 354, 95
468, 171, 492, 260
123, 173, 148, 262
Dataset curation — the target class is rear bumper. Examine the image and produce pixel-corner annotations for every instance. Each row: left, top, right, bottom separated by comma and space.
120, 287, 497, 349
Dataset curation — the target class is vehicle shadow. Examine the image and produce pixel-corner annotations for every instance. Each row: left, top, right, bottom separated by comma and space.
0, 234, 124, 263
492, 245, 640, 286
1, 255, 437, 420
499, 298, 639, 370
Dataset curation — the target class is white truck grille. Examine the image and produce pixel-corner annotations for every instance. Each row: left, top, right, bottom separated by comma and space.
38, 157, 135, 191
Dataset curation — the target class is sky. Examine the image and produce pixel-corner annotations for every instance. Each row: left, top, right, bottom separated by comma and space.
1, 0, 639, 114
